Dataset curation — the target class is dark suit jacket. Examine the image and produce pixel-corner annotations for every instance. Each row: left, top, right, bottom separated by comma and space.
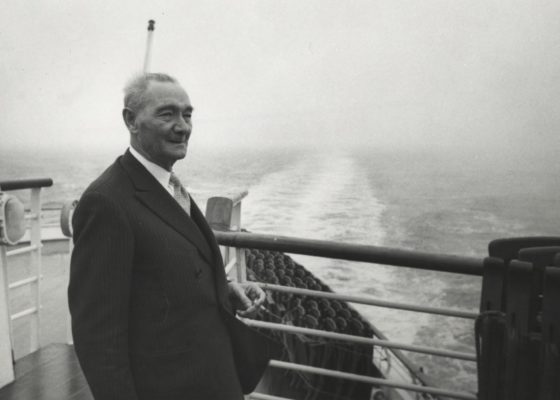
68, 150, 277, 400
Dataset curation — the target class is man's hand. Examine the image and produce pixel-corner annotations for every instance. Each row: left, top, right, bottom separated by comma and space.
227, 281, 266, 317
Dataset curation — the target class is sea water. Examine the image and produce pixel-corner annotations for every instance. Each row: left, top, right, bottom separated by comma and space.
1, 145, 559, 393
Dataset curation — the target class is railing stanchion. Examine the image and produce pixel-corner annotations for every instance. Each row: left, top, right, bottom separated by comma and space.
236, 246, 247, 283
205, 191, 248, 282
60, 200, 77, 345
0, 246, 15, 388
66, 236, 73, 345
232, 198, 246, 282
28, 188, 42, 352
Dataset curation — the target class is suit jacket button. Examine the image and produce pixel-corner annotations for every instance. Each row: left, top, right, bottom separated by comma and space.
195, 269, 203, 279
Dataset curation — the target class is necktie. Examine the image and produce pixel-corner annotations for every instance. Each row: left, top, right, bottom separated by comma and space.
169, 173, 191, 216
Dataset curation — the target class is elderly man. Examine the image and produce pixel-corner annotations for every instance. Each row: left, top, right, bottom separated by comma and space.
68, 73, 277, 400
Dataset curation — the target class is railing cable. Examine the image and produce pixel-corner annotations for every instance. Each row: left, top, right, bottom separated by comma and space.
258, 282, 478, 319
268, 360, 477, 400
243, 318, 476, 361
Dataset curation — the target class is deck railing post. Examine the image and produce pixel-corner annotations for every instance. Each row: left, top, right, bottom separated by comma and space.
0, 246, 15, 388
66, 235, 74, 345
28, 188, 42, 352
232, 199, 246, 283
60, 200, 78, 345
236, 246, 247, 283
205, 191, 248, 282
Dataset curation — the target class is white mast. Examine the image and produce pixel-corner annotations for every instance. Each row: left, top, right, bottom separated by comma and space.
143, 20, 155, 73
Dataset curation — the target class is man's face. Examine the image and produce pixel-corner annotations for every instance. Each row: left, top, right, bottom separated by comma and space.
130, 81, 193, 170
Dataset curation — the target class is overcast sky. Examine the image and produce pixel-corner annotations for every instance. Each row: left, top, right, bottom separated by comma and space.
1, 0, 559, 154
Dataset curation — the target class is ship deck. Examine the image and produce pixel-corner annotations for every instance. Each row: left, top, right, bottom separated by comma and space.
0, 344, 92, 400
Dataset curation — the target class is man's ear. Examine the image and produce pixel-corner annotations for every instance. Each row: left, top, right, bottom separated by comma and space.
122, 108, 137, 133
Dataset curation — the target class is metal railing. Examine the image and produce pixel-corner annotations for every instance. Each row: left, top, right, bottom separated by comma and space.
206, 195, 482, 400
214, 231, 483, 276
0, 178, 53, 388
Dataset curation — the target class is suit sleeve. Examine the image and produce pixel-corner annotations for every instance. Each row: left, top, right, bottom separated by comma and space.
68, 191, 138, 400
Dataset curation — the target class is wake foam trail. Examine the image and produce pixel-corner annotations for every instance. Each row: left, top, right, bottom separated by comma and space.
244, 151, 436, 346
244, 151, 384, 242
243, 152, 431, 343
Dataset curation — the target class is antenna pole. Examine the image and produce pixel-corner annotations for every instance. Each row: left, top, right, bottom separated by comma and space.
143, 20, 155, 73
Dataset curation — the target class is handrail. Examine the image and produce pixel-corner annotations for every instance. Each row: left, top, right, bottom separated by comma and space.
0, 179, 53, 191
213, 231, 484, 276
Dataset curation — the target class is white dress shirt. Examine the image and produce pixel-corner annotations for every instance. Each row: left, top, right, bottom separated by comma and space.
129, 147, 174, 196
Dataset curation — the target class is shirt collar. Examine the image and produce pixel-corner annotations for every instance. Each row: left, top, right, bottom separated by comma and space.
129, 146, 172, 193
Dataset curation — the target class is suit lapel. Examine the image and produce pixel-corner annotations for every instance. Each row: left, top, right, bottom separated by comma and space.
119, 151, 214, 264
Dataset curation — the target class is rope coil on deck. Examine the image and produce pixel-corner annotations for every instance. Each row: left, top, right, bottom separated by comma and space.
245, 248, 407, 400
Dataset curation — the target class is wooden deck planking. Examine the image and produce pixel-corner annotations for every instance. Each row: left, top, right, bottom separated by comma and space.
0, 344, 92, 400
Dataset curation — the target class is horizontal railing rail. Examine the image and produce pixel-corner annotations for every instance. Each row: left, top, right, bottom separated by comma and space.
6, 245, 41, 257
249, 394, 292, 400
243, 319, 476, 361
0, 178, 53, 191
267, 360, 477, 400
258, 282, 479, 319
214, 231, 484, 276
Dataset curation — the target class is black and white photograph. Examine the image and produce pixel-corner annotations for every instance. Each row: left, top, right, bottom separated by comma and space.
1, 1, 559, 399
